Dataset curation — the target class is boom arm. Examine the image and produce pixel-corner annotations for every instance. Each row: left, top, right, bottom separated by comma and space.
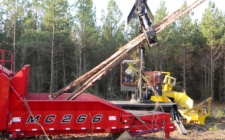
49, 0, 206, 100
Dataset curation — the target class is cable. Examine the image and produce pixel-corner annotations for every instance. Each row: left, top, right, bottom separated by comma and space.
10, 85, 50, 140
89, 113, 94, 140
128, 110, 164, 137
141, 74, 164, 112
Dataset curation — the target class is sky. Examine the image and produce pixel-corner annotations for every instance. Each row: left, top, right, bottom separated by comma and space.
90, 0, 224, 24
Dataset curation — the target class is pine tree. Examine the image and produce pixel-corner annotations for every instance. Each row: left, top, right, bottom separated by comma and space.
200, 1, 223, 100
175, 1, 193, 91
41, 0, 72, 93
74, 0, 98, 76
99, 0, 125, 99
1, 0, 25, 72
146, 0, 169, 71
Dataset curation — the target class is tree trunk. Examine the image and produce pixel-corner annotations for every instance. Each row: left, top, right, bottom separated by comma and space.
223, 54, 225, 101
159, 44, 163, 71
13, 1, 18, 72
79, 46, 82, 76
204, 63, 207, 98
223, 67, 225, 101
183, 45, 186, 90
219, 70, 222, 101
210, 47, 214, 101
50, 7, 55, 93
62, 52, 66, 87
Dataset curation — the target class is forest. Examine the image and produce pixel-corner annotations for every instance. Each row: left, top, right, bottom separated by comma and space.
0, 0, 225, 102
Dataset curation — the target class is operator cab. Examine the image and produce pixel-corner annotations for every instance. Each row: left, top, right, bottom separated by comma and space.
120, 60, 164, 101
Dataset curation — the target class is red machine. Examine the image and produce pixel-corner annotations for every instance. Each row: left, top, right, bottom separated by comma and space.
0, 50, 174, 139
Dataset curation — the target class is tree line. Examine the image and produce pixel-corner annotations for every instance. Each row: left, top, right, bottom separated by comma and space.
0, 0, 225, 101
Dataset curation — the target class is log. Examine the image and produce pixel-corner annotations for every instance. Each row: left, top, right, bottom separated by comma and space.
67, 34, 146, 100
49, 34, 145, 100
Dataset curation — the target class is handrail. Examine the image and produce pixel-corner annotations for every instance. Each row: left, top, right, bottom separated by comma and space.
0, 50, 14, 71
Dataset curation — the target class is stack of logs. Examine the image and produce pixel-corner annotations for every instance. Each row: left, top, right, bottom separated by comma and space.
49, 0, 206, 100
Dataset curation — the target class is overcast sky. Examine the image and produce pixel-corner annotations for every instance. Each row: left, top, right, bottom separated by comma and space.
93, 0, 224, 24
68, 0, 224, 24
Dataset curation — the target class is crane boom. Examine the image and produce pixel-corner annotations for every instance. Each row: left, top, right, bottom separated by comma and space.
49, 0, 206, 100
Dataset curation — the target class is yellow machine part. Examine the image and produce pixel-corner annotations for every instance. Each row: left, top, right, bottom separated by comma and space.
162, 91, 194, 109
150, 95, 172, 103
179, 97, 212, 125
162, 91, 212, 125
159, 71, 212, 125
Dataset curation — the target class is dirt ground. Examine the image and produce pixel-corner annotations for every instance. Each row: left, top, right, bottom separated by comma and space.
149, 102, 225, 140
49, 102, 225, 140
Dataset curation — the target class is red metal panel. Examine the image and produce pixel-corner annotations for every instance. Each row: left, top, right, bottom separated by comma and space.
58, 102, 76, 132
7, 93, 174, 138
7, 98, 126, 137
129, 112, 174, 138
11, 65, 30, 98
0, 73, 10, 130
9, 65, 30, 110
0, 64, 14, 77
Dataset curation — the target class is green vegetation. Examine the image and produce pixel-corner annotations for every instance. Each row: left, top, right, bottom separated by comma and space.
0, 0, 225, 102
211, 107, 225, 118
209, 125, 218, 131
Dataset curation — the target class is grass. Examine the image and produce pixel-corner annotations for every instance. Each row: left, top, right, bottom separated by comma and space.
208, 125, 218, 131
